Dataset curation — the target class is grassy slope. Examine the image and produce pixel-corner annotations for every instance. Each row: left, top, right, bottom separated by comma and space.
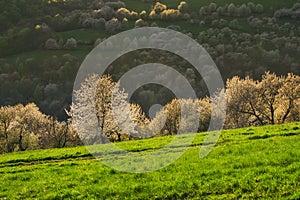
0, 122, 299, 199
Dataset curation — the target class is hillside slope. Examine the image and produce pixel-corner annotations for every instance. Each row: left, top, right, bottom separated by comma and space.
0, 122, 299, 199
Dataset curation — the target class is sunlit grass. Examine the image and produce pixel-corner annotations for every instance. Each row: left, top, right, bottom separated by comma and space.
0, 122, 299, 199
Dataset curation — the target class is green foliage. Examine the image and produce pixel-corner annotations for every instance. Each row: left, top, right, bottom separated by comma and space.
0, 26, 54, 57
0, 122, 299, 198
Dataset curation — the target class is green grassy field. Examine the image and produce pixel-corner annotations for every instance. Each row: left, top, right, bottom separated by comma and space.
0, 122, 299, 199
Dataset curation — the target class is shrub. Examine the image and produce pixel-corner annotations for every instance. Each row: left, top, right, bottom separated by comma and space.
94, 38, 103, 47
95, 18, 106, 28
150, 22, 158, 27
183, 13, 191, 20
64, 38, 77, 50
45, 38, 60, 50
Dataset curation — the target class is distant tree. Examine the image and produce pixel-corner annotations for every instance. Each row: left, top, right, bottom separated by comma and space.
238, 4, 251, 17
105, 1, 126, 10
105, 18, 122, 34
228, 3, 237, 16
153, 2, 167, 14
247, 2, 255, 12
178, 1, 189, 13
115, 8, 131, 19
140, 10, 147, 20
130, 11, 139, 20
208, 3, 217, 13
99, 6, 114, 20
45, 38, 60, 50
64, 38, 77, 50
199, 7, 207, 16
135, 19, 148, 27
255, 4, 264, 13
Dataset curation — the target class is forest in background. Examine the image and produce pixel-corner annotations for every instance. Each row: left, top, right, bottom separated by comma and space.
1, 72, 299, 154
0, 0, 299, 120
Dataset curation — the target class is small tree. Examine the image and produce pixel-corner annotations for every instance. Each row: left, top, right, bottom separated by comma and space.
140, 10, 147, 20
105, 18, 122, 34
208, 3, 217, 12
153, 2, 167, 14
228, 3, 237, 16
255, 4, 264, 13
64, 38, 77, 50
135, 19, 148, 27
115, 8, 131, 20
45, 38, 60, 50
178, 1, 189, 13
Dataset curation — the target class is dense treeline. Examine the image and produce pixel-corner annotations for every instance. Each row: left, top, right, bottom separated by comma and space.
0, 72, 299, 153
0, 0, 95, 32
0, 54, 79, 120
0, 103, 80, 154
72, 72, 300, 143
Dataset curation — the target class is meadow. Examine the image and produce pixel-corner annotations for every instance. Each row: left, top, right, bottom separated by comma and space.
0, 0, 299, 198
0, 122, 299, 199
